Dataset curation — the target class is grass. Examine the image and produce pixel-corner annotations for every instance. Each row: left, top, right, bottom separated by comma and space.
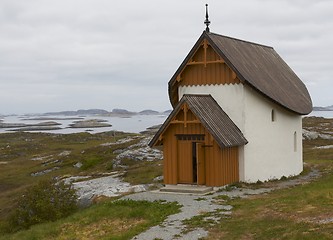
122, 159, 163, 185
0, 131, 144, 222
2, 116, 333, 239
205, 171, 333, 239
202, 117, 333, 239
0, 130, 167, 238
0, 199, 180, 240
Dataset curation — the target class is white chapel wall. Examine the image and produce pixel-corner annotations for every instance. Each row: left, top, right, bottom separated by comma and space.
242, 85, 303, 182
178, 84, 303, 183
178, 84, 245, 130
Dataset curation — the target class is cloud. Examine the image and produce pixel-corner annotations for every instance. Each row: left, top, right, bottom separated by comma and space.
0, 0, 332, 113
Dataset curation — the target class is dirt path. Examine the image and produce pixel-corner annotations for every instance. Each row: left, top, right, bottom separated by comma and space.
122, 168, 321, 240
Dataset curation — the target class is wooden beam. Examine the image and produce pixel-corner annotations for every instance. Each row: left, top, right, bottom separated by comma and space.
183, 104, 188, 128
202, 144, 213, 147
158, 135, 163, 142
176, 74, 182, 82
203, 39, 208, 67
232, 71, 237, 80
170, 120, 200, 124
186, 59, 225, 66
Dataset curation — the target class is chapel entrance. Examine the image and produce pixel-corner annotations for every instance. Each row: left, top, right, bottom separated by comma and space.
176, 134, 205, 185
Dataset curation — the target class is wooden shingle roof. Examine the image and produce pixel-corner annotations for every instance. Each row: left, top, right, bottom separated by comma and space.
169, 31, 312, 115
149, 94, 248, 148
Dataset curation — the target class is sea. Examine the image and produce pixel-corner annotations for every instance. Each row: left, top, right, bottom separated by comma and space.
0, 114, 168, 134
0, 111, 331, 134
308, 111, 333, 118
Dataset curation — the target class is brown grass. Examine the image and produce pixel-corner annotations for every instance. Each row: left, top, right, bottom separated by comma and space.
57, 218, 146, 240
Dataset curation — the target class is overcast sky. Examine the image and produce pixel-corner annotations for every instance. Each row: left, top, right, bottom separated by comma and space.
0, 0, 332, 114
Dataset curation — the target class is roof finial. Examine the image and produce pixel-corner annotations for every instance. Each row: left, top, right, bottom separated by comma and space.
204, 4, 211, 32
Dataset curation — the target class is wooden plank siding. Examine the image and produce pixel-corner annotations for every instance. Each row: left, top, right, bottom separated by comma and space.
178, 40, 240, 87
159, 52, 242, 186
177, 141, 193, 183
205, 143, 239, 186
161, 106, 239, 186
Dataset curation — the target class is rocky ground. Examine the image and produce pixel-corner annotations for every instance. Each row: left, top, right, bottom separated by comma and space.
1, 121, 62, 131
51, 118, 325, 240
69, 119, 112, 128
0, 118, 112, 132
302, 116, 333, 140
2, 117, 327, 239
121, 167, 321, 240
59, 129, 163, 206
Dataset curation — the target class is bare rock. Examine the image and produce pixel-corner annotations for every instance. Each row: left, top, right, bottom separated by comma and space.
69, 119, 112, 128
74, 162, 83, 168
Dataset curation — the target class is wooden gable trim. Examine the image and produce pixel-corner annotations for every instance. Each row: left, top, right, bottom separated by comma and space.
149, 95, 247, 149
170, 35, 241, 108
186, 39, 225, 67
150, 101, 202, 147
170, 103, 200, 127
168, 32, 246, 108
176, 38, 229, 84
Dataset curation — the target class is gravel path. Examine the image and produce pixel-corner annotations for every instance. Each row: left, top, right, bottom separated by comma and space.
123, 191, 232, 240
122, 168, 321, 240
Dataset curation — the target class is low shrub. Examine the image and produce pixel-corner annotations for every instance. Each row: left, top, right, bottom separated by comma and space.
9, 179, 78, 231
81, 156, 104, 170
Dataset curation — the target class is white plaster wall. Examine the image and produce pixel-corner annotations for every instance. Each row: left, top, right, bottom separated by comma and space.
178, 84, 245, 131
242, 85, 303, 182
178, 84, 303, 183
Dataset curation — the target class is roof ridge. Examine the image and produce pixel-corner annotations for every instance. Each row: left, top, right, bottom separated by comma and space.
168, 31, 312, 114
183, 94, 211, 97
207, 31, 273, 49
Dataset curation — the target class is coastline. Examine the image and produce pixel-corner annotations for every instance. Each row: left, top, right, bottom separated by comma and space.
0, 114, 167, 134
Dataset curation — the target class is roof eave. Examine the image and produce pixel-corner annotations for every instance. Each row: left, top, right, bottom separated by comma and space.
168, 31, 209, 107
243, 81, 313, 115
168, 31, 312, 115
149, 96, 186, 147
150, 94, 248, 149
205, 33, 313, 115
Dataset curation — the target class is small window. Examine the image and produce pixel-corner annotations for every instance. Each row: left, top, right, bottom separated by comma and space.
271, 109, 275, 122
294, 131, 297, 152
176, 134, 205, 141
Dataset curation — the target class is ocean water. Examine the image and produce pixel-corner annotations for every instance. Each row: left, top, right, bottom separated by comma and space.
308, 111, 333, 118
0, 114, 167, 134
1, 111, 331, 134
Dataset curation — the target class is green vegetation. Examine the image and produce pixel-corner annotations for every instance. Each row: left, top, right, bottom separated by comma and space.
206, 172, 333, 239
2, 117, 333, 239
7, 179, 78, 232
0, 130, 164, 236
0, 200, 180, 240
203, 117, 333, 239
0, 131, 133, 221
121, 158, 163, 185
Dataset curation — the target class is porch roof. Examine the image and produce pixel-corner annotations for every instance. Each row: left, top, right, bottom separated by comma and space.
149, 94, 248, 148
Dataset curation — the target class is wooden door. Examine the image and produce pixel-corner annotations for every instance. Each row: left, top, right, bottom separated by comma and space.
196, 143, 205, 185
177, 140, 193, 183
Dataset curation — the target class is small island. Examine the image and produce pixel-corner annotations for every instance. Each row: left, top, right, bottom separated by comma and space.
3, 121, 62, 131
69, 119, 112, 128
313, 105, 333, 111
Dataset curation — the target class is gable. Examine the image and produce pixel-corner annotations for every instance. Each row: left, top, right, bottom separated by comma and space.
169, 37, 241, 106
169, 31, 312, 115
177, 39, 240, 87
171, 103, 198, 123
149, 94, 248, 149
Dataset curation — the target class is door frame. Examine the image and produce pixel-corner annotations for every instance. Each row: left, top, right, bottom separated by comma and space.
176, 134, 205, 185
196, 142, 206, 185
